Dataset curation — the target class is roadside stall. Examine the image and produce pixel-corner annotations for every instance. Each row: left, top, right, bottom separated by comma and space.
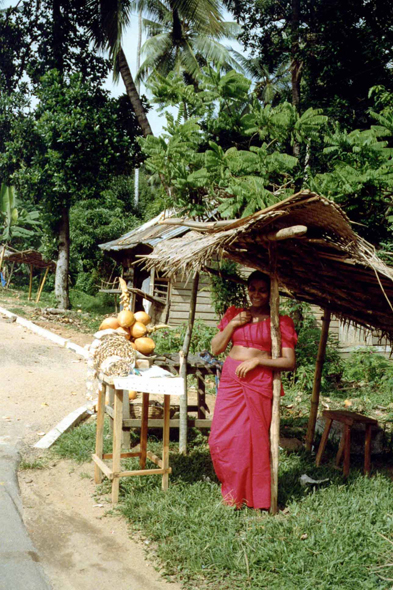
139, 189, 393, 514
0, 245, 55, 301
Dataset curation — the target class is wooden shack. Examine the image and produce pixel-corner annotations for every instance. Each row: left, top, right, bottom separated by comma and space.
99, 211, 219, 327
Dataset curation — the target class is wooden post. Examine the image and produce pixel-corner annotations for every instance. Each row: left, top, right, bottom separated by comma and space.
162, 395, 170, 491
94, 383, 106, 484
140, 392, 149, 469
0, 245, 5, 274
179, 271, 199, 454
28, 264, 33, 300
35, 266, 50, 303
6, 262, 15, 288
269, 244, 281, 515
111, 387, 123, 503
305, 309, 331, 451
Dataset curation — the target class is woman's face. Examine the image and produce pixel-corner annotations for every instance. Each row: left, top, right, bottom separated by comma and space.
248, 279, 270, 308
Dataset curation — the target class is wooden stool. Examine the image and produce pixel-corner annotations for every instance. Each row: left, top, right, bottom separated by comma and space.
92, 375, 180, 503
315, 410, 378, 477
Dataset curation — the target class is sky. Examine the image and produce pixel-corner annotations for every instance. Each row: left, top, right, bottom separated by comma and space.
4, 1, 241, 136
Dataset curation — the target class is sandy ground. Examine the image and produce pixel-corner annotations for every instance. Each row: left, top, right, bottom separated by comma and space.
0, 315, 181, 590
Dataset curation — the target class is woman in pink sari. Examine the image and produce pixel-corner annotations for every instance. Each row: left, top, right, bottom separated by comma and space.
209, 271, 297, 510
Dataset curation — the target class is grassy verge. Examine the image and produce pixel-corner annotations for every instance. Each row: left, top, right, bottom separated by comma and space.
0, 286, 114, 333
52, 418, 393, 590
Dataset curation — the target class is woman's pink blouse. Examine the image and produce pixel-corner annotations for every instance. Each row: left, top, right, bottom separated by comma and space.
218, 306, 298, 351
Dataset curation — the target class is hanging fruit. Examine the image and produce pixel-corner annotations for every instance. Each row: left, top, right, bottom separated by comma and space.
133, 311, 151, 325
118, 277, 131, 310
99, 317, 120, 331
118, 309, 135, 328
133, 337, 156, 355
130, 321, 148, 339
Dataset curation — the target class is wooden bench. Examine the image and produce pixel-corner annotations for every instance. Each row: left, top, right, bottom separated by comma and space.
315, 410, 378, 477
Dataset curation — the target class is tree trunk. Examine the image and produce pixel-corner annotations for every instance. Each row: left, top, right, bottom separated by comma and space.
179, 271, 199, 454
291, 0, 301, 158
117, 48, 153, 138
55, 207, 70, 309
134, 8, 143, 208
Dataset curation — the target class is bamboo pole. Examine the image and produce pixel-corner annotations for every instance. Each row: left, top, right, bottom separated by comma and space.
269, 243, 282, 516
305, 309, 331, 451
35, 266, 50, 303
28, 264, 33, 300
5, 262, 14, 288
179, 271, 199, 454
0, 245, 5, 275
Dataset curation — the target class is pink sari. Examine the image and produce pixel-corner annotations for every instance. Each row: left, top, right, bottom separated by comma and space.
209, 308, 297, 509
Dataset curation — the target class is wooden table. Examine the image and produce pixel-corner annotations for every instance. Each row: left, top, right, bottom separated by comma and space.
315, 410, 378, 477
155, 353, 222, 426
92, 373, 184, 503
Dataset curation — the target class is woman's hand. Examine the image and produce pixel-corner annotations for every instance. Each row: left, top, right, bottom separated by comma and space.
235, 357, 260, 378
230, 310, 252, 328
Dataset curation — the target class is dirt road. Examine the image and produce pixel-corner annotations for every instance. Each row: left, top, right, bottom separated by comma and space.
0, 315, 181, 590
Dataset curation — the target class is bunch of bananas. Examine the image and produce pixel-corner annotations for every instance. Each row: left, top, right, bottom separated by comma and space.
119, 277, 131, 311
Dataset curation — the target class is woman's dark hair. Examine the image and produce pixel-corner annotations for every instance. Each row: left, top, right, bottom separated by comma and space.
247, 270, 270, 289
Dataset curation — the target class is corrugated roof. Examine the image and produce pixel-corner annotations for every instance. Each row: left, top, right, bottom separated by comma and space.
99, 210, 190, 252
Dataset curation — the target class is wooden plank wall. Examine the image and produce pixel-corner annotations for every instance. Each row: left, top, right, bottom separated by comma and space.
168, 274, 218, 327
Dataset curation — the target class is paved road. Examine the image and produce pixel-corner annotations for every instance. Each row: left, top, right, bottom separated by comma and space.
0, 316, 84, 590
0, 316, 181, 590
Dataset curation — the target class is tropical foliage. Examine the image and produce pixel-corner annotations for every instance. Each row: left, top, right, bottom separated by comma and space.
0, 184, 40, 241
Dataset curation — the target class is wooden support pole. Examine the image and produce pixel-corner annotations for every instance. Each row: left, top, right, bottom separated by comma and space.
305, 309, 331, 451
35, 266, 50, 303
162, 395, 170, 491
0, 245, 5, 274
179, 271, 199, 454
261, 225, 307, 242
6, 262, 15, 288
269, 244, 281, 516
28, 264, 33, 301
94, 384, 106, 484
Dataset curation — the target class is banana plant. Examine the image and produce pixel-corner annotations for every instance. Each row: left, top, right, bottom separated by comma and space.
0, 183, 40, 241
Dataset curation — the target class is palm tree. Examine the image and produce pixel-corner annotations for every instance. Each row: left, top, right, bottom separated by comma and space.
84, 0, 153, 136
83, 0, 234, 135
236, 56, 291, 105
137, 2, 242, 84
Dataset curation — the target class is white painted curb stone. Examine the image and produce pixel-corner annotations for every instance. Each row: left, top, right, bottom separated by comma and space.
16, 316, 69, 347
34, 402, 96, 449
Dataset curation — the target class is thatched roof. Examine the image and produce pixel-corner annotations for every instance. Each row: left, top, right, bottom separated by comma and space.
141, 190, 393, 338
1, 246, 56, 270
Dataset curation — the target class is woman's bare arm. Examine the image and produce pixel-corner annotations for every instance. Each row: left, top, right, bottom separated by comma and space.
211, 310, 252, 356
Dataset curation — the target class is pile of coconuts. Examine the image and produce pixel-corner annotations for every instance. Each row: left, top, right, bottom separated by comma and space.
99, 309, 161, 356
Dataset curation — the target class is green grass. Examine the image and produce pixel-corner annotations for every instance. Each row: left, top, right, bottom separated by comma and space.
19, 458, 46, 470
51, 418, 393, 590
0, 286, 114, 333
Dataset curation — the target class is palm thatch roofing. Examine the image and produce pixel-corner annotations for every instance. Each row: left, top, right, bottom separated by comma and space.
141, 190, 393, 338
1, 245, 56, 270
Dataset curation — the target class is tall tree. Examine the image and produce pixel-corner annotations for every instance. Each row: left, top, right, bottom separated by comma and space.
83, 0, 153, 136
137, 1, 242, 83
224, 0, 393, 128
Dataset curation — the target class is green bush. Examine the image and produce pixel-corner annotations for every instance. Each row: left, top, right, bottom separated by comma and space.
209, 261, 247, 317
282, 301, 343, 394
154, 319, 217, 355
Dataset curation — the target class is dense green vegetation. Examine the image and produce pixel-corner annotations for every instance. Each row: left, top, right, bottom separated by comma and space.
2, 0, 393, 304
